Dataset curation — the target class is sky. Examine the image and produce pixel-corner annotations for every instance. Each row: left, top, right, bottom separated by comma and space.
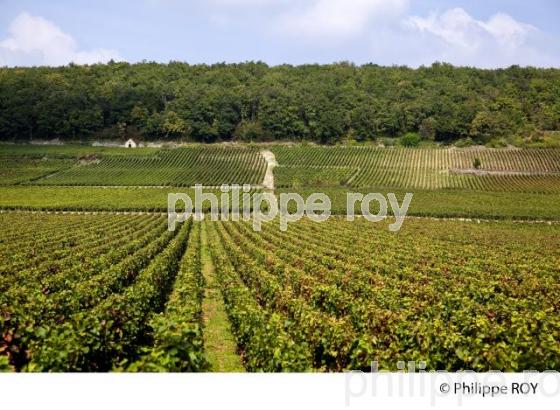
0, 0, 559, 68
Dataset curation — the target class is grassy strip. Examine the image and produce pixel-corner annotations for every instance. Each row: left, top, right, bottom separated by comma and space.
1, 186, 559, 220
277, 188, 560, 220
200, 221, 244, 372
207, 221, 313, 371
0, 186, 259, 212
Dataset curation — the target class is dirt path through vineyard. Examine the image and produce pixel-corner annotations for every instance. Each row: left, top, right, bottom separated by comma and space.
260, 150, 277, 191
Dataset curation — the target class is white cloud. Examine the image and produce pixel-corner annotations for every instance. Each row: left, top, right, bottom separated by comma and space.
208, 0, 288, 5
405, 8, 481, 50
0, 12, 122, 66
277, 0, 409, 40
402, 8, 543, 65
481, 13, 535, 49
405, 8, 535, 51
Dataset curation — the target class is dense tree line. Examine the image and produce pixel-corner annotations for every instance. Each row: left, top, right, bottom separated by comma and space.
0, 61, 559, 144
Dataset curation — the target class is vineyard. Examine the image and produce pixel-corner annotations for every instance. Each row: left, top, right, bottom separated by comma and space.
275, 188, 560, 220
0, 143, 559, 373
0, 145, 266, 187
0, 213, 205, 371
1, 213, 558, 372
207, 217, 560, 371
0, 185, 558, 220
2, 144, 560, 218
32, 146, 267, 187
0, 158, 74, 185
272, 146, 560, 192
3, 144, 560, 193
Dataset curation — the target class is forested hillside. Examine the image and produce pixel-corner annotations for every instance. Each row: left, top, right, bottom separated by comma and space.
1, 61, 559, 144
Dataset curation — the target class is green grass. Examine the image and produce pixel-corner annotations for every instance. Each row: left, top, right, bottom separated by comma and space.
1, 185, 558, 220
0, 186, 258, 212
276, 188, 560, 220
200, 222, 245, 372
0, 143, 160, 158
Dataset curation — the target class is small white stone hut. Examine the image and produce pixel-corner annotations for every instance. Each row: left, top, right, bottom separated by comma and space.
124, 138, 138, 148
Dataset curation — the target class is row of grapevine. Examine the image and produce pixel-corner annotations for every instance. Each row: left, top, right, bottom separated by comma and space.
30, 146, 267, 187
26, 220, 192, 371
3, 145, 559, 192
0, 213, 216, 371
0, 215, 161, 292
206, 221, 313, 371
273, 146, 560, 172
1, 214, 178, 370
0, 158, 74, 185
2, 212, 559, 372
209, 217, 560, 371
275, 187, 560, 220
126, 222, 208, 372
274, 165, 358, 188
272, 146, 560, 192
0, 144, 159, 158
0, 213, 125, 273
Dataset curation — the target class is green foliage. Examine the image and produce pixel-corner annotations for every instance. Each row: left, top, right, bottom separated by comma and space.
1, 142, 560, 373
0, 355, 14, 372
208, 222, 313, 371
0, 157, 74, 185
26, 221, 192, 371
274, 166, 357, 188
399, 132, 421, 147
0, 212, 559, 372
0, 213, 171, 370
162, 111, 191, 139
208, 217, 560, 371
126, 222, 209, 372
470, 108, 514, 144
234, 120, 265, 142
473, 157, 481, 169
381, 137, 397, 147
419, 117, 437, 141
125, 320, 207, 372
0, 186, 260, 212
486, 138, 509, 148
1, 62, 559, 143
0, 143, 160, 158
455, 137, 474, 148
277, 188, 560, 220
350, 103, 379, 141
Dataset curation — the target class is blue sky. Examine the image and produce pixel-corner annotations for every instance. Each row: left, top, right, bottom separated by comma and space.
1, 0, 559, 67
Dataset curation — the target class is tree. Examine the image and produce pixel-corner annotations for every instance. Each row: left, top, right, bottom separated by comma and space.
470, 111, 509, 144
233, 120, 264, 142
1, 62, 559, 144
350, 103, 379, 141
162, 110, 190, 139
400, 132, 421, 147
419, 117, 437, 140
